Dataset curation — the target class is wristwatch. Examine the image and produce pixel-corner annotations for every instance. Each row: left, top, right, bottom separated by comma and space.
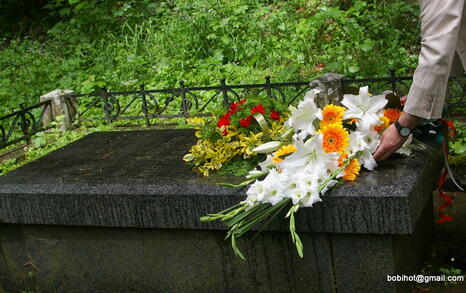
394, 120, 412, 137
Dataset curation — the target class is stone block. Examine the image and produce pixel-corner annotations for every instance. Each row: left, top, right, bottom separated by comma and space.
39, 89, 76, 130
309, 73, 346, 107
0, 129, 444, 292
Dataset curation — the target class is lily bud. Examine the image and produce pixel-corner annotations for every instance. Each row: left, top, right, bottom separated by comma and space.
252, 141, 282, 153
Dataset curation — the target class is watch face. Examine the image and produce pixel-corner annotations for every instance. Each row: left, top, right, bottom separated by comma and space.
400, 127, 411, 137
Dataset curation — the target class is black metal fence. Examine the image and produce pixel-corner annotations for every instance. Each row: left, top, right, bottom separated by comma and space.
0, 101, 51, 150
1, 73, 465, 151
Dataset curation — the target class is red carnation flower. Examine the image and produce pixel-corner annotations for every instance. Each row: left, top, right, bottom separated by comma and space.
240, 115, 253, 128
250, 104, 265, 114
229, 104, 238, 113
217, 115, 231, 128
229, 103, 239, 113
229, 99, 247, 113
270, 110, 281, 120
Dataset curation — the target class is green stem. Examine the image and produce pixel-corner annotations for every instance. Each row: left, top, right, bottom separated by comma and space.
287, 203, 303, 258
317, 160, 349, 193
225, 203, 266, 227
200, 204, 247, 222
250, 199, 290, 242
234, 199, 291, 237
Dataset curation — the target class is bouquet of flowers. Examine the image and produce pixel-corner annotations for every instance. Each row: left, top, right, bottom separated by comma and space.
183, 97, 288, 176
199, 86, 413, 259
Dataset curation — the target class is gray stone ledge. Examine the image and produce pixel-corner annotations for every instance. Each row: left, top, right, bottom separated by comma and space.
0, 129, 443, 235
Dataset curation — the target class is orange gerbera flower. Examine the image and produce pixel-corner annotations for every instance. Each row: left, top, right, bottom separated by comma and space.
320, 124, 349, 154
383, 108, 402, 123
272, 144, 297, 163
320, 104, 345, 127
343, 158, 361, 181
338, 153, 348, 167
374, 116, 390, 132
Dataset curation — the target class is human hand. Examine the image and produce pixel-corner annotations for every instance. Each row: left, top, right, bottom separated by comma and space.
372, 112, 419, 161
372, 124, 407, 161
400, 95, 407, 105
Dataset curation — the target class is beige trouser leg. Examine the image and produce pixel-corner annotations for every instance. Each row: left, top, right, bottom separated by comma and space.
404, 0, 466, 119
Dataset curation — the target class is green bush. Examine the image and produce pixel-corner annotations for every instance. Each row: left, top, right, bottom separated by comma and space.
0, 0, 421, 114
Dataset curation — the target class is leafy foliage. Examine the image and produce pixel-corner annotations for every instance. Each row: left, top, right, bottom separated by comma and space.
0, 0, 429, 175
450, 121, 466, 155
0, 0, 421, 114
217, 156, 263, 177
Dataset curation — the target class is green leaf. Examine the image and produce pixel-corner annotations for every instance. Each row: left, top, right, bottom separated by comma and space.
360, 40, 374, 52
348, 65, 360, 73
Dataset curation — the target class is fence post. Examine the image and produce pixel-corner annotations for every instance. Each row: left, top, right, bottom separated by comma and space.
309, 73, 346, 107
265, 76, 273, 99
220, 79, 232, 105
179, 81, 190, 119
140, 84, 151, 127
39, 89, 76, 131
389, 69, 397, 93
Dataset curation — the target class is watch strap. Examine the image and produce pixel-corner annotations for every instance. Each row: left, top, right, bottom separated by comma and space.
394, 120, 411, 137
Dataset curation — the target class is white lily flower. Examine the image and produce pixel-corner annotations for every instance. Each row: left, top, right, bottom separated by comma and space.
361, 154, 377, 171
346, 131, 369, 156
359, 130, 380, 170
286, 89, 320, 138
346, 129, 380, 170
316, 108, 323, 121
342, 86, 388, 132
258, 155, 274, 172
363, 129, 381, 153
279, 134, 339, 172
395, 134, 413, 156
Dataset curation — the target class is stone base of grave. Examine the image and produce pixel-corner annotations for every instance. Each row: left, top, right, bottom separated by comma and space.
0, 130, 443, 293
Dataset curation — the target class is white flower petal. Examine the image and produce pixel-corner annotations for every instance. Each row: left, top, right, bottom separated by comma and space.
368, 94, 388, 112
362, 155, 377, 170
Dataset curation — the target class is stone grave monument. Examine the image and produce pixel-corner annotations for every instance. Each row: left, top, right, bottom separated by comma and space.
0, 128, 443, 293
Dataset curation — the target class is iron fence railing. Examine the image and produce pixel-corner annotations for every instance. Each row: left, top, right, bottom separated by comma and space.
64, 77, 312, 125
0, 101, 51, 149
0, 73, 465, 151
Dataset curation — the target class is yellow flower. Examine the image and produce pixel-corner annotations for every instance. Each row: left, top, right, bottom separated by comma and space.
319, 124, 349, 154
374, 116, 390, 132
343, 158, 361, 181
383, 108, 402, 123
272, 144, 297, 163
320, 104, 345, 128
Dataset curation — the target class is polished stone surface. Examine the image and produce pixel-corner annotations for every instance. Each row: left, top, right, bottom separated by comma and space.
0, 129, 444, 293
0, 129, 443, 234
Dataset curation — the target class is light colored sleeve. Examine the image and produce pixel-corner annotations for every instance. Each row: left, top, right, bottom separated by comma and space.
404, 0, 465, 120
